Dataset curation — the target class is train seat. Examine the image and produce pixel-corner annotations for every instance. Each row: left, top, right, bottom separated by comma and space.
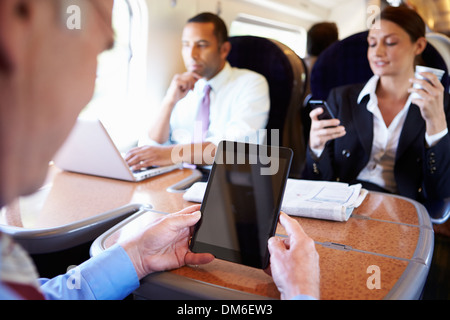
227, 35, 308, 177
426, 32, 450, 93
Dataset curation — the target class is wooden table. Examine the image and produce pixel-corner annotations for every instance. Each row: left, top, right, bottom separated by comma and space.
0, 166, 434, 299
130, 191, 433, 300
0, 165, 193, 253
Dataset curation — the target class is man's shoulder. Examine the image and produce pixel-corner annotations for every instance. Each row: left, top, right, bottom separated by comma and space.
229, 65, 265, 80
225, 66, 268, 91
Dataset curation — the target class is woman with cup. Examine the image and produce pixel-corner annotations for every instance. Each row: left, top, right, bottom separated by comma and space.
304, 5, 450, 204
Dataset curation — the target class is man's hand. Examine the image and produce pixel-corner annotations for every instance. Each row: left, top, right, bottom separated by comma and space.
267, 212, 320, 300
119, 205, 214, 279
125, 142, 217, 170
125, 145, 176, 170
164, 71, 202, 107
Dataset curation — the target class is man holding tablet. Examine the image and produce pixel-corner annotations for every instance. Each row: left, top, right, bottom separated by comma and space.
0, 1, 319, 300
189, 141, 320, 300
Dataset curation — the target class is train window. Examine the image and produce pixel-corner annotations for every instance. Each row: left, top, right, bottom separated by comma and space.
230, 14, 307, 58
81, 0, 148, 151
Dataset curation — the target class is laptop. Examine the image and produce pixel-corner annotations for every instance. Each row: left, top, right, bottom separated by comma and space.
53, 118, 182, 182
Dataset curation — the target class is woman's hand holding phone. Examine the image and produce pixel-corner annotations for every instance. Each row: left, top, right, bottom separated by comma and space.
308, 101, 346, 152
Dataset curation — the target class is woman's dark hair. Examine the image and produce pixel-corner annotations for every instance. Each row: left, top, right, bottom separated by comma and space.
380, 5, 426, 42
187, 12, 229, 45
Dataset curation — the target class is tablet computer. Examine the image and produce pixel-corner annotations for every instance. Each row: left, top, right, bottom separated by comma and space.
190, 141, 293, 269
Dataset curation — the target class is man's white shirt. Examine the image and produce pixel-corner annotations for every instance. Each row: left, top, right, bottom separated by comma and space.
159, 62, 270, 146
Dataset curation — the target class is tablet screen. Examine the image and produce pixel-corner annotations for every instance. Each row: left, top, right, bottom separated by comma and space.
190, 141, 293, 269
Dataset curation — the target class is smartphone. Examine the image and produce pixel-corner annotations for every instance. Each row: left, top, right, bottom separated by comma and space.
309, 100, 336, 121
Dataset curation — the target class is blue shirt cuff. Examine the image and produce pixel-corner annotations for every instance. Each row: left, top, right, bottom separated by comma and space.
81, 244, 140, 300
291, 294, 317, 300
39, 244, 139, 300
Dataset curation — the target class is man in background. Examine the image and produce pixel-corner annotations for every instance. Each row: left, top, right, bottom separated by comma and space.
126, 12, 270, 170
304, 22, 339, 97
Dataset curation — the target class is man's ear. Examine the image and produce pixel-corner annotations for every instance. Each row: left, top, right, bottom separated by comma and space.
0, 0, 33, 73
0, 35, 12, 73
220, 41, 232, 60
15, 0, 31, 19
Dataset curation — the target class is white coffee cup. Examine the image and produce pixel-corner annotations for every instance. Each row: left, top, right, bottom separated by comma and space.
411, 65, 445, 99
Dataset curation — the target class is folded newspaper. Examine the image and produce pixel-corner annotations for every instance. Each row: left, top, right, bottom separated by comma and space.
183, 179, 368, 222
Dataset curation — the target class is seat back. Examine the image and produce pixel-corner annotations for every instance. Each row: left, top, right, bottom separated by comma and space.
227, 35, 308, 177
310, 31, 449, 101
427, 33, 450, 93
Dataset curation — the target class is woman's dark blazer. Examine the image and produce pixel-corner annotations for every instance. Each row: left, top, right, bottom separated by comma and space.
303, 83, 450, 203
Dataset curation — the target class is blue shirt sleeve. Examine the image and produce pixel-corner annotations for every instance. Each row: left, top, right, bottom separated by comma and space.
39, 245, 139, 300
